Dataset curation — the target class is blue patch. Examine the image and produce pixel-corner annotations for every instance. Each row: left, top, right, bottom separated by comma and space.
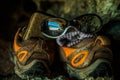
109, 24, 120, 34
48, 22, 60, 30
